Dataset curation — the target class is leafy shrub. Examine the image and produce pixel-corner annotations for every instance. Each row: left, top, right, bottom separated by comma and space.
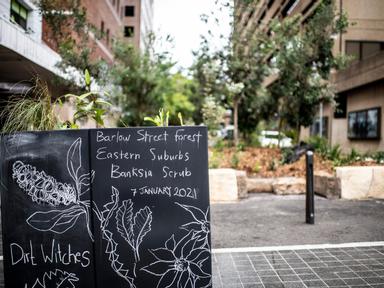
252, 162, 261, 173
372, 151, 384, 164
209, 151, 221, 169
231, 152, 240, 169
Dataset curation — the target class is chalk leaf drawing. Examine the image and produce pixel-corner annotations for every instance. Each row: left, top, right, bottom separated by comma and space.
25, 269, 79, 288
12, 138, 95, 240
141, 230, 211, 288
93, 187, 136, 288
116, 199, 153, 263
175, 202, 210, 249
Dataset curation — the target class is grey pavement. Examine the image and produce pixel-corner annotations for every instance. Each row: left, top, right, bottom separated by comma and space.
211, 194, 384, 249
1, 193, 384, 287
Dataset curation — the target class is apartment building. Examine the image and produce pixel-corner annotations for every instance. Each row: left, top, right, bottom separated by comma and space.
236, 0, 384, 153
0, 0, 154, 98
122, 0, 154, 50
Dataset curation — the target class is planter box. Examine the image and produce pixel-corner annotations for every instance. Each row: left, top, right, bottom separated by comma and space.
0, 127, 212, 288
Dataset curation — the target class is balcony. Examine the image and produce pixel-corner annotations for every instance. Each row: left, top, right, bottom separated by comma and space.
0, 15, 61, 83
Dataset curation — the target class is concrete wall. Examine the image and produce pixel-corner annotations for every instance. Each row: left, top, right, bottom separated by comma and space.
334, 0, 384, 55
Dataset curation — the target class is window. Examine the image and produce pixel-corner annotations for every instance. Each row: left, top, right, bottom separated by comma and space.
348, 107, 381, 140
124, 26, 134, 37
125, 6, 135, 17
346, 41, 384, 63
310, 117, 328, 138
10, 0, 28, 30
334, 93, 347, 119
106, 29, 110, 45
101, 21, 105, 34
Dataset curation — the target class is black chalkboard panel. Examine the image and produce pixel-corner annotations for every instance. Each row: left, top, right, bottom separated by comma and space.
90, 127, 212, 288
0, 127, 211, 288
0, 131, 96, 288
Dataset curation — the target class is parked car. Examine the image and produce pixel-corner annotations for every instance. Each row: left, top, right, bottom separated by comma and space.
258, 130, 293, 148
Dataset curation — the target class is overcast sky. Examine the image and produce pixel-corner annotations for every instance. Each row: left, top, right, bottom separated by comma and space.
153, 0, 231, 71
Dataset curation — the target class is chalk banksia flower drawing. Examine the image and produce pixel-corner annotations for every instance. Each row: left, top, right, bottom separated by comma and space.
12, 138, 95, 240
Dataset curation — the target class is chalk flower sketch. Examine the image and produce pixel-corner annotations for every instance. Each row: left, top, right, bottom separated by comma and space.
175, 202, 210, 248
141, 230, 211, 288
12, 138, 95, 240
93, 186, 136, 288
25, 269, 79, 288
116, 199, 152, 263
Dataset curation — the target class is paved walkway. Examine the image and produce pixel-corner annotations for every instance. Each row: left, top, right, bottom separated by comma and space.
211, 194, 384, 248
212, 243, 384, 288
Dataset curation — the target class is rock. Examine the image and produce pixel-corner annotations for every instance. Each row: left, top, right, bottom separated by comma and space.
236, 170, 248, 199
247, 177, 274, 193
272, 177, 305, 195
209, 169, 239, 202
336, 166, 384, 199
314, 171, 340, 199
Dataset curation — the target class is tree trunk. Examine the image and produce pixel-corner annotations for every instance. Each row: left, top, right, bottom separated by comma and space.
233, 98, 239, 146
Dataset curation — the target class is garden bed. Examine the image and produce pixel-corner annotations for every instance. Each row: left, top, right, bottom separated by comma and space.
209, 147, 383, 178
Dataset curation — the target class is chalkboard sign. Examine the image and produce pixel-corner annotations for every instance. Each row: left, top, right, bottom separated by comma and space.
0, 131, 96, 288
0, 127, 211, 288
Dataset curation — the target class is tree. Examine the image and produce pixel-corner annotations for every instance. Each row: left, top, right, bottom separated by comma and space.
38, 0, 107, 88
269, 0, 350, 141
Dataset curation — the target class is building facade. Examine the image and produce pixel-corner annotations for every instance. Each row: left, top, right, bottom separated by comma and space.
301, 0, 384, 153
122, 0, 154, 50
236, 0, 384, 153
0, 0, 154, 96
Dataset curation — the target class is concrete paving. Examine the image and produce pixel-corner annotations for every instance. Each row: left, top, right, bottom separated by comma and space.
211, 194, 384, 249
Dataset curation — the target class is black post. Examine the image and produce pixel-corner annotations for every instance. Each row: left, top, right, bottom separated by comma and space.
306, 150, 315, 224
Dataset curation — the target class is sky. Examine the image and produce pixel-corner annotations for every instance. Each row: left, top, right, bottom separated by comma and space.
153, 0, 231, 71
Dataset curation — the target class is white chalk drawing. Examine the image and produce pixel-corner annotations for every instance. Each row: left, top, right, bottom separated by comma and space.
116, 198, 152, 274
93, 187, 136, 288
141, 202, 211, 288
12, 138, 95, 240
141, 230, 211, 288
24, 269, 79, 288
175, 202, 210, 249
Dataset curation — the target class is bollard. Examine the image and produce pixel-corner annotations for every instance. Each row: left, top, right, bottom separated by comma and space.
306, 150, 315, 224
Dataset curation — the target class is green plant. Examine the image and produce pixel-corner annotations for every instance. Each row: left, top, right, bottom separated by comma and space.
209, 151, 221, 169
252, 162, 261, 173
372, 151, 384, 164
267, 158, 278, 171
236, 141, 246, 152
231, 152, 240, 169
0, 78, 59, 133
280, 147, 295, 165
61, 69, 111, 128
347, 148, 361, 163
328, 144, 342, 162
144, 109, 184, 127
144, 108, 170, 127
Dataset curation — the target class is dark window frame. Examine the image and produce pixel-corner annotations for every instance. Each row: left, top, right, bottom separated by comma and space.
345, 40, 384, 62
124, 26, 134, 37
125, 5, 135, 17
10, 0, 28, 30
348, 107, 381, 140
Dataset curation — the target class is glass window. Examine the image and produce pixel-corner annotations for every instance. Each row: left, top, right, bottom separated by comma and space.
10, 0, 28, 30
124, 26, 134, 37
125, 6, 135, 17
345, 41, 360, 63
348, 107, 381, 139
362, 42, 381, 59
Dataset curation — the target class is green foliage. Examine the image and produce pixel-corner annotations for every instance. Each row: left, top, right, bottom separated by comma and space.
372, 151, 384, 164
61, 69, 111, 128
268, 158, 278, 171
209, 151, 222, 169
231, 152, 240, 169
144, 108, 170, 127
280, 148, 296, 165
201, 96, 226, 132
252, 162, 261, 173
38, 0, 106, 84
111, 37, 195, 126
0, 78, 59, 133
